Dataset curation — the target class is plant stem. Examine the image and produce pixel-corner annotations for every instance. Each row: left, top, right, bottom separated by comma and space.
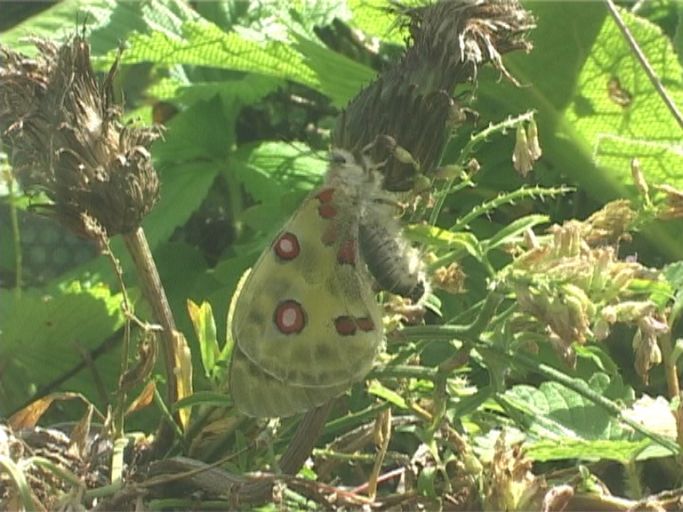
122, 227, 180, 450
659, 331, 680, 398
604, 0, 683, 130
5, 172, 22, 297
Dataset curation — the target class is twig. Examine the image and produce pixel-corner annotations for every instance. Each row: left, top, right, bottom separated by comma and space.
123, 227, 180, 452
604, 0, 683, 130
237, 402, 334, 503
4, 170, 23, 297
659, 331, 681, 398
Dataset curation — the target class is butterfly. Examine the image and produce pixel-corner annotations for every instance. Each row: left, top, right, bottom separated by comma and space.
230, 148, 425, 417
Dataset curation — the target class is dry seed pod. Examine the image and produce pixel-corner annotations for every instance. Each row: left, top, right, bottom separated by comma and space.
0, 35, 160, 238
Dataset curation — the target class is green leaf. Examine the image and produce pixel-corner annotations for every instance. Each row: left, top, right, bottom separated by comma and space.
143, 98, 232, 249
482, 214, 549, 253
404, 225, 483, 260
173, 390, 230, 410
0, 282, 124, 414
0, 0, 198, 56
527, 438, 659, 463
675, 3, 683, 68
349, 0, 402, 43
187, 300, 219, 380
116, 20, 321, 90
499, 373, 631, 442
141, 160, 220, 250
231, 143, 326, 233
569, 8, 683, 188
476, 3, 683, 258
663, 261, 683, 323
291, 34, 375, 106
368, 380, 408, 409
151, 75, 281, 106
110, 14, 374, 106
154, 96, 236, 162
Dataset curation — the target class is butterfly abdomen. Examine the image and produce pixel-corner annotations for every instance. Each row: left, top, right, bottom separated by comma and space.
359, 212, 426, 303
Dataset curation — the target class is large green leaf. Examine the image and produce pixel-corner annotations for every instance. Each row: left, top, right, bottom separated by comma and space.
0, 282, 124, 414
0, 0, 197, 56
500, 373, 632, 442
117, 20, 319, 89
229, 142, 326, 233
472, 2, 683, 258
113, 16, 374, 106
566, 9, 683, 191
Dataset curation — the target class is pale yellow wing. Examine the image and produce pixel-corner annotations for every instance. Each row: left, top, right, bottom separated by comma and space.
230, 344, 348, 417
229, 184, 383, 417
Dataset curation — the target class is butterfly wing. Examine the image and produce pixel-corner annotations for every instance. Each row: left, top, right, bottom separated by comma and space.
230, 345, 349, 417
230, 184, 383, 417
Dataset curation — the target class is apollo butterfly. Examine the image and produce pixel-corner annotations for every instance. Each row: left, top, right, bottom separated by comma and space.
230, 148, 425, 417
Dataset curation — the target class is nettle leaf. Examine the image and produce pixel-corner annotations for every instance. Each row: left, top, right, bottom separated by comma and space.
474, 3, 683, 258
348, 0, 422, 44
150, 75, 282, 106
117, 20, 319, 91
291, 34, 375, 106
499, 373, 633, 443
144, 97, 236, 249
231, 142, 326, 222
528, 394, 678, 463
0, 282, 124, 414
233, 0, 350, 40
141, 160, 221, 251
154, 96, 237, 162
0, 0, 198, 56
211, 143, 326, 285
111, 16, 373, 105
566, 9, 683, 193
675, 4, 683, 68
527, 438, 654, 464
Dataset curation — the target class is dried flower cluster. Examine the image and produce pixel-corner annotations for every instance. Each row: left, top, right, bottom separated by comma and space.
511, 119, 542, 177
503, 202, 668, 380
657, 183, 683, 220
334, 0, 535, 191
0, 35, 159, 237
483, 431, 548, 511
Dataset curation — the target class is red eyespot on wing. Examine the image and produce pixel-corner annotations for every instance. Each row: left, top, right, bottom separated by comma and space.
318, 203, 337, 219
273, 232, 300, 260
316, 188, 335, 203
334, 316, 357, 336
337, 239, 357, 265
274, 300, 306, 334
356, 317, 375, 332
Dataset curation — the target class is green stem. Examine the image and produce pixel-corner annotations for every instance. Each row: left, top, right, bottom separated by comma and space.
429, 111, 538, 226
6, 173, 22, 297
450, 185, 570, 232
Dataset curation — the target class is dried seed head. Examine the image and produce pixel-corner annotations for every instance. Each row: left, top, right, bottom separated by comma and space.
0, 35, 160, 238
657, 184, 683, 220
512, 120, 542, 177
583, 199, 636, 244
483, 431, 546, 512
526, 118, 541, 161
512, 123, 533, 177
630, 158, 649, 201
432, 262, 466, 294
632, 314, 667, 384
